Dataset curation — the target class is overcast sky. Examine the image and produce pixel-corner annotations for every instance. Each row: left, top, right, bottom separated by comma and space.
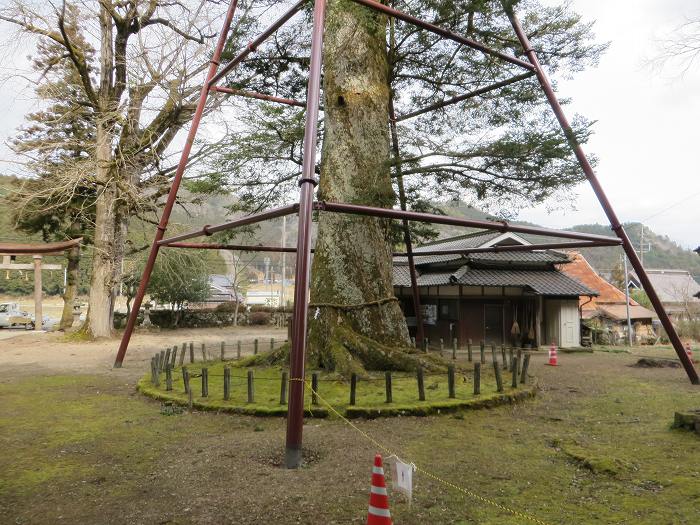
524, 0, 700, 248
1, 0, 699, 248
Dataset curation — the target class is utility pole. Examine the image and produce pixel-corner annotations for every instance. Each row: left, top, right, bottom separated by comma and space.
623, 254, 633, 346
640, 224, 644, 267
281, 216, 286, 308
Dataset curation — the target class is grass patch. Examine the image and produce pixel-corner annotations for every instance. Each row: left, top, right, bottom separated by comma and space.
139, 361, 536, 418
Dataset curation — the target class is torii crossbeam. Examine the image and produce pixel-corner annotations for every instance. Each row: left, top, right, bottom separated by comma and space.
113, 0, 699, 469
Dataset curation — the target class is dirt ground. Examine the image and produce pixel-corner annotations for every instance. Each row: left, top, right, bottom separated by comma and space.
0, 333, 699, 524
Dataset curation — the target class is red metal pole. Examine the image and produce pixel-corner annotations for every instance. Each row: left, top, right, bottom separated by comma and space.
157, 204, 299, 245
349, 0, 535, 71
113, 0, 240, 368
389, 97, 425, 346
208, 0, 306, 88
211, 86, 306, 107
502, 3, 699, 384
285, 0, 327, 469
167, 242, 301, 253
315, 201, 623, 243
396, 71, 535, 122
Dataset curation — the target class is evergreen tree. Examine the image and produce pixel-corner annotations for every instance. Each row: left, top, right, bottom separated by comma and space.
209, 0, 605, 374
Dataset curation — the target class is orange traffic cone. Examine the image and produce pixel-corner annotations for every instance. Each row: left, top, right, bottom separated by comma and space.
546, 342, 558, 366
367, 454, 392, 525
685, 343, 694, 362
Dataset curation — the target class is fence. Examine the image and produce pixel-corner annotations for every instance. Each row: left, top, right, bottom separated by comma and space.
147, 337, 533, 407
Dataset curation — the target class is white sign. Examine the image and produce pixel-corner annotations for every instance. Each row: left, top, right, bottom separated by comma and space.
391, 457, 415, 503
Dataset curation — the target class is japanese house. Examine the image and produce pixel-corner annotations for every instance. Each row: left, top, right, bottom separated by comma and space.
393, 231, 597, 348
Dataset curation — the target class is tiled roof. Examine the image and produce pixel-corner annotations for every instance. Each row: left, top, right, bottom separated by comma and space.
630, 269, 700, 303
454, 268, 598, 296
393, 264, 598, 297
596, 304, 657, 321
466, 251, 569, 265
559, 252, 630, 311
408, 231, 502, 265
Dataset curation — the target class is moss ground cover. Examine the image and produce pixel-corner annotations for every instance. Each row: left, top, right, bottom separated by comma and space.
1, 347, 699, 524
138, 361, 532, 417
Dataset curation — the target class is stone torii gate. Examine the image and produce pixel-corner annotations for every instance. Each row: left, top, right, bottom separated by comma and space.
0, 239, 82, 331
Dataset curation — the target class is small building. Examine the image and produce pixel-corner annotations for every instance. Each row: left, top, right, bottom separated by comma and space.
560, 252, 656, 344
206, 274, 242, 305
392, 231, 597, 348
628, 269, 700, 321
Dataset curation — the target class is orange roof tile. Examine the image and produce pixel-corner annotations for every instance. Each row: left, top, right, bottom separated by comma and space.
559, 252, 638, 311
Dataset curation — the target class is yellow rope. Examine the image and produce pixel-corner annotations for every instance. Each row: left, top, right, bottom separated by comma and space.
288, 377, 552, 525
308, 296, 399, 310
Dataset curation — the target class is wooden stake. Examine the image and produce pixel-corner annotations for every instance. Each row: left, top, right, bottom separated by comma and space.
201, 343, 207, 362
448, 364, 456, 399
439, 338, 444, 352
417, 366, 425, 401
494, 362, 503, 393
247, 370, 254, 403
511, 356, 519, 388
165, 364, 172, 391
237, 341, 241, 360
452, 338, 457, 360
179, 342, 187, 366
170, 346, 177, 368
467, 339, 473, 362
201, 367, 209, 397
254, 338, 259, 355
270, 338, 275, 351
520, 353, 531, 384
501, 345, 506, 367
220, 341, 225, 361
385, 371, 392, 403
189, 342, 194, 363
182, 367, 190, 394
223, 366, 231, 400
311, 372, 319, 405
350, 373, 357, 405
480, 341, 485, 364
280, 371, 288, 405
473, 363, 481, 395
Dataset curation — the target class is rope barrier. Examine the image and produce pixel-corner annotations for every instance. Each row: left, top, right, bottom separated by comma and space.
288, 377, 553, 525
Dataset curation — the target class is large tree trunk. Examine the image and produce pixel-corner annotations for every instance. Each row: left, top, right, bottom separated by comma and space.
307, 0, 412, 375
59, 244, 80, 330
86, 119, 117, 337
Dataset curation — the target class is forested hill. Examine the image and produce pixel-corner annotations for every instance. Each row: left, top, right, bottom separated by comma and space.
569, 223, 700, 280
435, 202, 700, 281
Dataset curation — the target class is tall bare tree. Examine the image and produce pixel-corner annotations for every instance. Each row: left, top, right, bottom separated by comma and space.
2, 0, 226, 336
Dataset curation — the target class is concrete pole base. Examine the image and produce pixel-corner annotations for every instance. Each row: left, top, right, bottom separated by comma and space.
285, 447, 302, 469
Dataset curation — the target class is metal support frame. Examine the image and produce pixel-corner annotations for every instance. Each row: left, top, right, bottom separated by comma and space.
115, 0, 697, 474
502, 3, 698, 384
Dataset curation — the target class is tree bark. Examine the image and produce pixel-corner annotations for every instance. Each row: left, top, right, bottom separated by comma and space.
86, 117, 117, 337
307, 0, 411, 375
59, 245, 80, 330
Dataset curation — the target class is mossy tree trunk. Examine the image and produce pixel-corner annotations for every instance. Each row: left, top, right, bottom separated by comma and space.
307, 0, 412, 375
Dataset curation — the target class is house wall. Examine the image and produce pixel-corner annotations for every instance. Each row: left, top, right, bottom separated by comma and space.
396, 286, 553, 348
544, 298, 580, 347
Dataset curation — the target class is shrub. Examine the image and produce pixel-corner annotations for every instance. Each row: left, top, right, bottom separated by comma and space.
249, 311, 272, 325
215, 301, 239, 312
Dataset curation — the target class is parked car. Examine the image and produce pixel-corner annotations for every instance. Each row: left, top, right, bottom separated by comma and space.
0, 303, 34, 329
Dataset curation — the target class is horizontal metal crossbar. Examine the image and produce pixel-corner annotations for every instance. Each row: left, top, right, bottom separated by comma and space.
157, 204, 299, 246
211, 86, 306, 107
208, 0, 306, 88
314, 201, 621, 243
396, 71, 535, 122
349, 0, 535, 71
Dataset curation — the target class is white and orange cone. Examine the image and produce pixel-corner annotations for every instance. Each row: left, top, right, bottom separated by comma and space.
546, 342, 558, 366
367, 454, 392, 525
685, 342, 694, 363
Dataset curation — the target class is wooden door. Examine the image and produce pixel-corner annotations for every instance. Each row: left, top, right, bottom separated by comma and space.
484, 304, 504, 346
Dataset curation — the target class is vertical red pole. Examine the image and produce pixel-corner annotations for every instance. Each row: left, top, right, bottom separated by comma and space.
285, 0, 327, 469
113, 0, 240, 368
502, 3, 698, 384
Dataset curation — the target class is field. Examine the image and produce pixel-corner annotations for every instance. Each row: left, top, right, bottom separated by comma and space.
0, 330, 698, 524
